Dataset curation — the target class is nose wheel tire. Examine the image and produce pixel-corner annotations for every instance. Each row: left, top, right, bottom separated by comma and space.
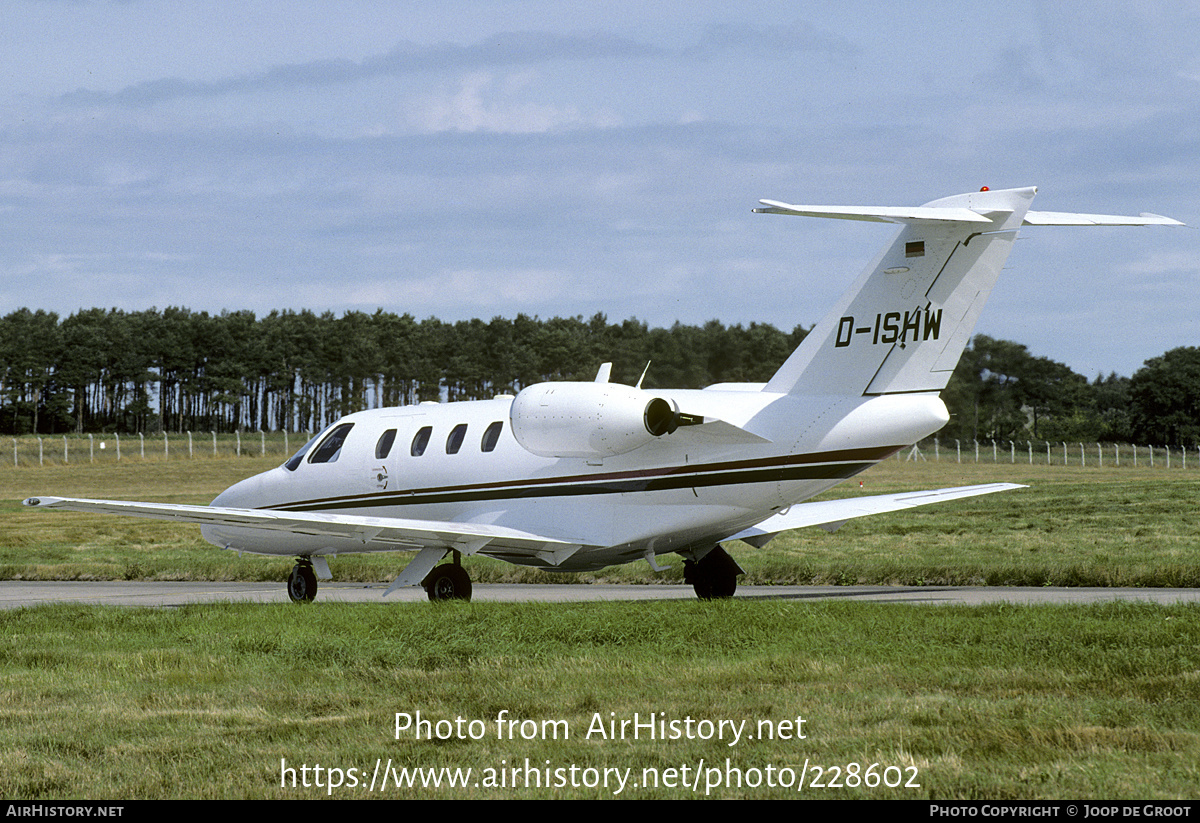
287, 562, 318, 603
423, 563, 472, 602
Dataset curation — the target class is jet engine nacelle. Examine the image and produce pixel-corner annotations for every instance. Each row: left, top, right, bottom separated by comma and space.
509, 382, 685, 458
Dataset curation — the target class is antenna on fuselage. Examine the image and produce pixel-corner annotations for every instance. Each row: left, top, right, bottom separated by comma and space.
635, 361, 651, 389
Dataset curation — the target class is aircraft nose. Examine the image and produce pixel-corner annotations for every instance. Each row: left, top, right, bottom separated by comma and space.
211, 471, 275, 509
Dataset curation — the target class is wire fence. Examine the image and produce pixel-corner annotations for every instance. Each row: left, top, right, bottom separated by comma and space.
5, 431, 1198, 470
907, 438, 1200, 469
4, 431, 309, 467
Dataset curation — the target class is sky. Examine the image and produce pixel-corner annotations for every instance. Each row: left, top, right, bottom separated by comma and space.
1, 0, 1197, 380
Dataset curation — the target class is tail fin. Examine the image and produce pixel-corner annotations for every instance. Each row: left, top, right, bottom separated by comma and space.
757, 187, 1182, 397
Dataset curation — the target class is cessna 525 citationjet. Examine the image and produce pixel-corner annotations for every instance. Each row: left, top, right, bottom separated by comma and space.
25, 186, 1182, 602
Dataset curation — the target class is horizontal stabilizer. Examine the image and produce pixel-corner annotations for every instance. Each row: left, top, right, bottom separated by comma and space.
1022, 211, 1185, 227
754, 200, 993, 224
756, 201, 1185, 228
726, 483, 1025, 546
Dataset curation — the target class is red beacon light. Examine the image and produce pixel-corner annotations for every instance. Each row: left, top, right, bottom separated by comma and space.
980, 186, 990, 191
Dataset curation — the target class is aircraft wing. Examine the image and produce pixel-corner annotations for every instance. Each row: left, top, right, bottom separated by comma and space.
22, 496, 584, 559
726, 483, 1025, 547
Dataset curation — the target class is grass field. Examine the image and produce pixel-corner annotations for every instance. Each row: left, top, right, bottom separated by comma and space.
1, 599, 1197, 799
1, 455, 1199, 799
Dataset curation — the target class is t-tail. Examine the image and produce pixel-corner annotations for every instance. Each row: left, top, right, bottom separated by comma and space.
756, 186, 1183, 397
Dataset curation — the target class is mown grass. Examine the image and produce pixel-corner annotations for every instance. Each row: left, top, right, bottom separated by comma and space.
3, 457, 1199, 799
2, 456, 1198, 588
1, 599, 1197, 799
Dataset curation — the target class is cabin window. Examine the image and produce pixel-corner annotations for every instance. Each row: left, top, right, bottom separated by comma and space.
481, 421, 503, 453
410, 426, 432, 457
446, 423, 467, 455
308, 423, 354, 464
375, 429, 397, 460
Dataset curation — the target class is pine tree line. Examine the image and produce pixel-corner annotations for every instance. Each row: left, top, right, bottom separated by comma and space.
0, 307, 804, 435
2, 307, 1195, 446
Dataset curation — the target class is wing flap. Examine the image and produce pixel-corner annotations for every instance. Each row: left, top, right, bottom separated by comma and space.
726, 483, 1025, 545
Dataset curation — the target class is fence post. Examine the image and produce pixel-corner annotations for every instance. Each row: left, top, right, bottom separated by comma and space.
89, 434, 94, 463
1080, 443, 1084, 468
38, 437, 43, 466
236, 431, 241, 457
260, 429, 265, 456
164, 432, 169, 459
139, 432, 144, 459
1062, 442, 1067, 465
11, 438, 16, 466
211, 431, 216, 457
63, 435, 68, 464
955, 439, 961, 463
188, 431, 193, 458
115, 433, 121, 461
1027, 441, 1032, 465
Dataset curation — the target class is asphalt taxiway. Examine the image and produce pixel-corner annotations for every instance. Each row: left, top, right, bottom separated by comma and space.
2, 581, 1198, 609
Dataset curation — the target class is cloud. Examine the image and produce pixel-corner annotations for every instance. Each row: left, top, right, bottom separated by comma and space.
59, 31, 661, 108
688, 20, 858, 58
406, 72, 621, 134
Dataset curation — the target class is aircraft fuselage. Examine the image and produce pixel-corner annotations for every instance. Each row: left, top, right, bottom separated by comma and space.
203, 389, 949, 571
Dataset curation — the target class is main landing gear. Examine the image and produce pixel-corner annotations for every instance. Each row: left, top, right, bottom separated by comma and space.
422, 552, 473, 602
287, 559, 318, 603
683, 545, 744, 600
285, 553, 473, 604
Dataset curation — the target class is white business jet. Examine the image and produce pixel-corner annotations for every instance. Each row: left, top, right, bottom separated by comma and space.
25, 186, 1182, 602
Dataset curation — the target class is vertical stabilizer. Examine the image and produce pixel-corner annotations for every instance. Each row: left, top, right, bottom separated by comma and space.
759, 187, 1037, 396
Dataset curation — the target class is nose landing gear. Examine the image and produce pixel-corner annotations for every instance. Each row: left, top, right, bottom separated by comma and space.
287, 559, 318, 603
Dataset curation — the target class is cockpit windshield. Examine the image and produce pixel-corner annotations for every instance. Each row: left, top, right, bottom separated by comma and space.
283, 424, 340, 471
308, 423, 354, 464
284, 430, 324, 471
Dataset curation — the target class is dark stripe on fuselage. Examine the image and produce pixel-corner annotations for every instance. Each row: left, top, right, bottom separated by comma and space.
267, 445, 903, 513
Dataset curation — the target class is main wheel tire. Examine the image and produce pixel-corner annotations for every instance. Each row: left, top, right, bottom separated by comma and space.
287, 563, 318, 603
684, 547, 740, 600
424, 564, 473, 602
